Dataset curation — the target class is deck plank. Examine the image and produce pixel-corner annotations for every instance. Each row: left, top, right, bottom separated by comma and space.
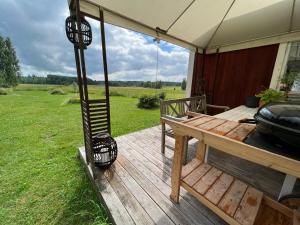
116, 157, 197, 225
95, 177, 136, 225
194, 167, 223, 195
78, 149, 135, 225
197, 118, 227, 131
210, 121, 240, 136
112, 161, 175, 225
183, 163, 212, 186
186, 116, 215, 126
117, 152, 216, 225
118, 139, 226, 225
225, 124, 256, 141
182, 158, 202, 178
118, 135, 172, 176
105, 168, 155, 225
204, 173, 234, 205
234, 187, 263, 225
218, 180, 248, 216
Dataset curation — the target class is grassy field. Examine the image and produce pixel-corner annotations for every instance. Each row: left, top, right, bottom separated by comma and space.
0, 85, 185, 225
16, 84, 185, 99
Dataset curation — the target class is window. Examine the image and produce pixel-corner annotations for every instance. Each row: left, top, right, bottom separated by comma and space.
287, 42, 300, 91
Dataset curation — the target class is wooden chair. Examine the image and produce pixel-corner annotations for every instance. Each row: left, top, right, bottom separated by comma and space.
160, 95, 229, 163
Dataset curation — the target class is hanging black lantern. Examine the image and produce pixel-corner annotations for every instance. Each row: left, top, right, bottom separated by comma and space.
65, 15, 92, 47
92, 133, 117, 168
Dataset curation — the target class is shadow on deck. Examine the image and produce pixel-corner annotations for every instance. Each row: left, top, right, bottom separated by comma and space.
79, 125, 299, 225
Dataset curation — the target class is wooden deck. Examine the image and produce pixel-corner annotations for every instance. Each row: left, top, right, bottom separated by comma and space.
79, 124, 299, 225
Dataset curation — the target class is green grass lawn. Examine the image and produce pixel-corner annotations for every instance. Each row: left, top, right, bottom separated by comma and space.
16, 84, 185, 99
0, 85, 185, 225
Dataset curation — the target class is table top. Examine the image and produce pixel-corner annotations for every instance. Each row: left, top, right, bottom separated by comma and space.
184, 114, 255, 142
215, 105, 258, 122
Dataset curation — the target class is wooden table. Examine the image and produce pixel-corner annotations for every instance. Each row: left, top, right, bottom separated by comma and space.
214, 105, 298, 200
161, 105, 300, 225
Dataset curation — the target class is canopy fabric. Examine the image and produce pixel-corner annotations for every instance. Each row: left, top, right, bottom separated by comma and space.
70, 0, 300, 52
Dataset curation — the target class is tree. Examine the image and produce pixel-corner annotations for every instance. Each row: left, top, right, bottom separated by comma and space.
181, 78, 186, 90
154, 80, 162, 89
0, 35, 20, 87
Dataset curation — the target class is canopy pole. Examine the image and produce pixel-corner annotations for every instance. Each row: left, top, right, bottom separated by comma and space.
289, 0, 296, 32
73, 37, 88, 163
200, 49, 206, 95
75, 0, 89, 102
99, 8, 111, 134
211, 48, 220, 105
74, 0, 96, 175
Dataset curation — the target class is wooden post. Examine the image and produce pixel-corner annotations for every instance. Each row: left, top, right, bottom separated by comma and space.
182, 136, 189, 165
161, 123, 166, 154
99, 8, 111, 134
170, 134, 185, 203
196, 140, 206, 162
74, 0, 95, 176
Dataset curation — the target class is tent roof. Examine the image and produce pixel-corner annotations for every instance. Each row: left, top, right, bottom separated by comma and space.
70, 0, 300, 52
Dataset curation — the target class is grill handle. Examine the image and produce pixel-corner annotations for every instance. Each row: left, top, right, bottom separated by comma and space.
238, 118, 257, 124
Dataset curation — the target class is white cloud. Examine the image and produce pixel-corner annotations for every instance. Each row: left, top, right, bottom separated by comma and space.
0, 0, 189, 82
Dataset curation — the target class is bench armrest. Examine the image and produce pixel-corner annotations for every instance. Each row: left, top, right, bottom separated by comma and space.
161, 115, 185, 122
186, 111, 205, 118
206, 104, 230, 112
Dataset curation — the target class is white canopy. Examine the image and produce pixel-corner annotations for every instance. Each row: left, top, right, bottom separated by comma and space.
70, 0, 300, 52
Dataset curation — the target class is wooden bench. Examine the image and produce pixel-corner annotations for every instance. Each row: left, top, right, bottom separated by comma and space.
163, 114, 300, 225
160, 96, 229, 163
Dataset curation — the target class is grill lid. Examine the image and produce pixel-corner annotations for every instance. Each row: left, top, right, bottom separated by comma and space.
255, 103, 300, 131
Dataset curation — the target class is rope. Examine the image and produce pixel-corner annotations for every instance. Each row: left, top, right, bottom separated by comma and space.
156, 39, 159, 91
153, 37, 160, 93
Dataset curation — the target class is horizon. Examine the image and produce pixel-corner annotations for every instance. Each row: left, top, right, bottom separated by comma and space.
19, 74, 184, 84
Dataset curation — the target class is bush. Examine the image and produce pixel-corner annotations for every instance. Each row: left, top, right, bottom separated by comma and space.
109, 91, 125, 97
280, 71, 297, 92
0, 88, 8, 95
49, 88, 65, 95
137, 95, 159, 109
256, 88, 284, 104
63, 95, 81, 105
158, 92, 166, 100
102, 90, 126, 97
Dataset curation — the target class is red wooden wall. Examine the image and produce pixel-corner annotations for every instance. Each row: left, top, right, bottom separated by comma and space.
191, 44, 279, 112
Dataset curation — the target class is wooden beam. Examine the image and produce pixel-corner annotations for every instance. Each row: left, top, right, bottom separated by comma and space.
170, 134, 185, 203
195, 140, 206, 161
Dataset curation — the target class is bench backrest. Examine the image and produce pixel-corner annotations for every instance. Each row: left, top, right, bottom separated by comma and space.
160, 96, 207, 118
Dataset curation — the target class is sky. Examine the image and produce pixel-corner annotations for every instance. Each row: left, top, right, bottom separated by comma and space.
0, 0, 190, 82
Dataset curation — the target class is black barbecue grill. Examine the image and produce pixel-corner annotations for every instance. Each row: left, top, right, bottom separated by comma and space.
241, 102, 300, 151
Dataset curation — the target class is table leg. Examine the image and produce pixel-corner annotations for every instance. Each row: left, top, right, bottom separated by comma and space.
278, 174, 297, 200
170, 134, 185, 203
204, 146, 209, 163
196, 140, 206, 162
182, 136, 188, 165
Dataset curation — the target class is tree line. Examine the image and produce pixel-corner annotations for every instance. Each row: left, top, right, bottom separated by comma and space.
20, 74, 183, 89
